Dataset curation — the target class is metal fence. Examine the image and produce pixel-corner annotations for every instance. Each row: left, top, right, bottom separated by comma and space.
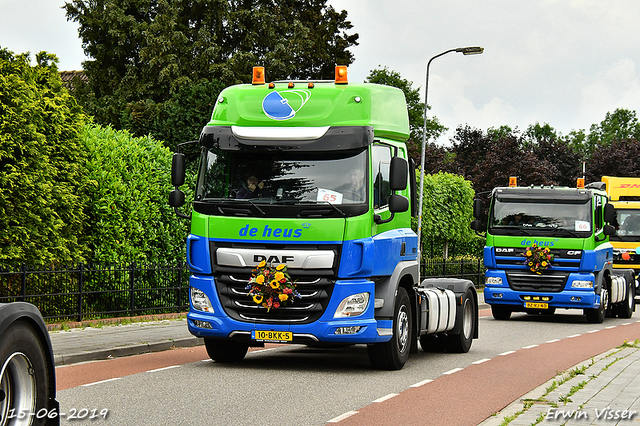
0, 262, 189, 322
1, 258, 485, 322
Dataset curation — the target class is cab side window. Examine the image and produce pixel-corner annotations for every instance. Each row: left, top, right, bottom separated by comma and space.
372, 144, 393, 209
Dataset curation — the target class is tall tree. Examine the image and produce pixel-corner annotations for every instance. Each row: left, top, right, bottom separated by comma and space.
525, 122, 582, 187
365, 66, 445, 165
585, 138, 640, 182
64, 0, 359, 144
585, 108, 640, 155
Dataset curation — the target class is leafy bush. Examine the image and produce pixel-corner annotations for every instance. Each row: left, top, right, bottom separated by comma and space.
82, 124, 189, 264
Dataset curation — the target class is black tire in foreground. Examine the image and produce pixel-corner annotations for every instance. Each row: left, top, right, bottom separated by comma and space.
0, 302, 58, 426
368, 287, 412, 370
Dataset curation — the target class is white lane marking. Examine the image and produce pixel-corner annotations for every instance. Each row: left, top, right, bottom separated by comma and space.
410, 379, 433, 388
443, 367, 463, 375
499, 350, 515, 356
567, 334, 582, 338
327, 411, 359, 423
373, 393, 398, 403
473, 358, 491, 365
587, 329, 600, 333
146, 365, 180, 373
82, 378, 121, 387
605, 326, 617, 329
546, 339, 560, 343
523, 344, 538, 349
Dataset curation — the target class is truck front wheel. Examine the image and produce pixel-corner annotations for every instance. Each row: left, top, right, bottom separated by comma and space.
585, 288, 608, 324
367, 287, 411, 370
204, 338, 249, 363
491, 305, 512, 320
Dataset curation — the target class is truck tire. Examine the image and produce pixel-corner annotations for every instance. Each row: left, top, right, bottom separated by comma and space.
585, 288, 608, 324
444, 288, 476, 353
0, 320, 51, 426
204, 338, 249, 363
367, 287, 411, 370
614, 280, 635, 319
491, 305, 512, 320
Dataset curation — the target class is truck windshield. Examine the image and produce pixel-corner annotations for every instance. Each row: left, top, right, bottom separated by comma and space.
489, 199, 592, 236
610, 208, 640, 241
196, 147, 367, 205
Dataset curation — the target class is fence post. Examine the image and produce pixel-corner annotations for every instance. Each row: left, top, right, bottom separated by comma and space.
77, 264, 84, 322
20, 263, 27, 302
477, 258, 483, 289
129, 262, 136, 317
177, 260, 183, 312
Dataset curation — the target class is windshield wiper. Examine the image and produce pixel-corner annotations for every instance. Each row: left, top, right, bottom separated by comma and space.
548, 228, 581, 238
282, 200, 347, 217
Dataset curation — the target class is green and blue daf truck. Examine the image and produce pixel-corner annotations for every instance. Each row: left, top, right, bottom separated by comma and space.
169, 66, 478, 370
471, 178, 636, 323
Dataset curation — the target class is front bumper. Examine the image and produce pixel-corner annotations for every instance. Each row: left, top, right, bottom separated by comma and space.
187, 274, 393, 344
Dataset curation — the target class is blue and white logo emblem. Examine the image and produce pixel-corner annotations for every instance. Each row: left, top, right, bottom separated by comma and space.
262, 90, 311, 120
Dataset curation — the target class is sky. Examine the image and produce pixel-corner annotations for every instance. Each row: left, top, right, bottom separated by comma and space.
1, 0, 639, 145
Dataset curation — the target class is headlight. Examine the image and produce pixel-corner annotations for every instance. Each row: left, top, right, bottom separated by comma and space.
486, 277, 503, 285
191, 287, 214, 312
571, 280, 594, 289
334, 292, 369, 318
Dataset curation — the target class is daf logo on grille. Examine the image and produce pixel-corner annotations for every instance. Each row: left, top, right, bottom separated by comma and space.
496, 248, 515, 253
254, 255, 295, 264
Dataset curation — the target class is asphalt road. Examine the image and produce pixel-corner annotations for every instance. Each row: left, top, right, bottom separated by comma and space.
55, 309, 640, 426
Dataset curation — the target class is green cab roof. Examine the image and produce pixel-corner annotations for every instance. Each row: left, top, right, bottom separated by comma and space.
209, 82, 410, 142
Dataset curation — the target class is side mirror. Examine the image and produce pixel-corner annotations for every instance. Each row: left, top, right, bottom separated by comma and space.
389, 194, 409, 213
604, 203, 616, 223
603, 224, 615, 236
389, 157, 408, 191
473, 199, 483, 219
169, 189, 185, 208
172, 153, 186, 187
470, 220, 483, 232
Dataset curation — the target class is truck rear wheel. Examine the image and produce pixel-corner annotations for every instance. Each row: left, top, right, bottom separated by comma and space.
491, 305, 512, 320
444, 288, 476, 353
614, 280, 635, 319
367, 287, 411, 370
585, 289, 608, 324
0, 320, 51, 426
204, 338, 249, 363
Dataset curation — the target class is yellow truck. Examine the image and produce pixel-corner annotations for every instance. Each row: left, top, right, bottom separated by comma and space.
602, 176, 640, 302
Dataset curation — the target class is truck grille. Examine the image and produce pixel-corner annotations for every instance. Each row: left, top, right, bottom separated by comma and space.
215, 272, 334, 324
506, 271, 569, 292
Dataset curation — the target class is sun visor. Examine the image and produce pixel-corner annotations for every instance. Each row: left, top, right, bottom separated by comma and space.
199, 125, 374, 151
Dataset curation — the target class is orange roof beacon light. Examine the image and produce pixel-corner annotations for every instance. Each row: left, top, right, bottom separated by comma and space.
509, 176, 518, 187
335, 65, 348, 84
252, 66, 265, 85
577, 178, 585, 188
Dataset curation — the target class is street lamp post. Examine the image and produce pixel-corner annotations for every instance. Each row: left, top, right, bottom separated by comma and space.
416, 46, 483, 261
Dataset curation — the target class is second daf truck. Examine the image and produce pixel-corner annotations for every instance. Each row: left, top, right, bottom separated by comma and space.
472, 178, 636, 323
169, 66, 479, 370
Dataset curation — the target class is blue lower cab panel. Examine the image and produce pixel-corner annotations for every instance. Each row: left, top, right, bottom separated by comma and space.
187, 274, 393, 344
483, 270, 600, 309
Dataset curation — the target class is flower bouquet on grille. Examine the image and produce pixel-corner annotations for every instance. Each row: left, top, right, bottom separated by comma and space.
246, 261, 301, 312
521, 244, 553, 275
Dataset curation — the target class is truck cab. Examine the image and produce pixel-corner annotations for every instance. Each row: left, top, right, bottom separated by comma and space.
170, 66, 478, 369
472, 178, 635, 323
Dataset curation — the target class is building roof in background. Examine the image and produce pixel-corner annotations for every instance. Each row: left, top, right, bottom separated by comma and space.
59, 70, 87, 90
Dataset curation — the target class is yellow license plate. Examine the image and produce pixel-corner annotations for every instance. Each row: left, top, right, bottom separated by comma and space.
252, 330, 292, 342
525, 302, 549, 309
